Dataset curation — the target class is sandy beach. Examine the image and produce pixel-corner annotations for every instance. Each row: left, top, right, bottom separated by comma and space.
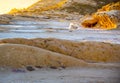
0, 0, 120, 83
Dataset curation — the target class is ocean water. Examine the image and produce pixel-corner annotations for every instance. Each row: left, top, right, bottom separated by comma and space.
0, 20, 120, 44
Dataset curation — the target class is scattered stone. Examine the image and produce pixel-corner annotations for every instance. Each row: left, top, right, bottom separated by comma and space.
61, 66, 66, 69
12, 69, 26, 73
50, 66, 57, 69
26, 66, 35, 71
35, 66, 43, 69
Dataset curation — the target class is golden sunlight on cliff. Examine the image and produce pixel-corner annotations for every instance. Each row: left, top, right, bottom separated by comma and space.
8, 0, 68, 15
0, 0, 39, 14
81, 2, 120, 30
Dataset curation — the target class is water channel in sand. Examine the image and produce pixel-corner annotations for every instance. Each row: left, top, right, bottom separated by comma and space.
0, 20, 120, 44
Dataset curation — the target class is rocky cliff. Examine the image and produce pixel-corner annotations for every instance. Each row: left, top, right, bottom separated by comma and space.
9, 0, 118, 16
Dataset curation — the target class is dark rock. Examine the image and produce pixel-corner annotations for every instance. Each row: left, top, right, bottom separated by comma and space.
50, 66, 57, 69
12, 69, 26, 73
35, 66, 43, 69
61, 66, 66, 69
26, 66, 35, 71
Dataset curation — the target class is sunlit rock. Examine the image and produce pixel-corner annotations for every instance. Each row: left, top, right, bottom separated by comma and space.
0, 15, 11, 24
0, 38, 120, 63
81, 2, 120, 30
0, 44, 87, 68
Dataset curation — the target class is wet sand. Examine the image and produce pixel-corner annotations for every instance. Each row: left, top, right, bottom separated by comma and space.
0, 67, 120, 83
0, 19, 120, 44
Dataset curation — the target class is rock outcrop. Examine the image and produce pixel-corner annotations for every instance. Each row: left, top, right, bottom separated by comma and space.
8, 0, 68, 15
0, 14, 12, 24
0, 38, 120, 63
0, 44, 87, 68
8, 0, 118, 17
81, 2, 120, 29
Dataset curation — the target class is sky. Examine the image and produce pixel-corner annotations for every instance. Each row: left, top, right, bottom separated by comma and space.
0, 0, 39, 14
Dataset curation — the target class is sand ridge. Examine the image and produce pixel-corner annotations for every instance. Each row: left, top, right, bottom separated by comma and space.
0, 38, 120, 63
0, 43, 88, 68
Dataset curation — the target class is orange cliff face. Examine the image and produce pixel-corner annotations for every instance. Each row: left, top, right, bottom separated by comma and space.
8, 0, 68, 15
0, 0, 39, 14
81, 2, 120, 30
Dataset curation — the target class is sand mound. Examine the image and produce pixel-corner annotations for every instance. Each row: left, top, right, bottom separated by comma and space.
0, 44, 87, 68
0, 38, 120, 63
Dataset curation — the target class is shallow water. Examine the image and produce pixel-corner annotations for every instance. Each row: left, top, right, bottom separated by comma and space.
0, 20, 120, 44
